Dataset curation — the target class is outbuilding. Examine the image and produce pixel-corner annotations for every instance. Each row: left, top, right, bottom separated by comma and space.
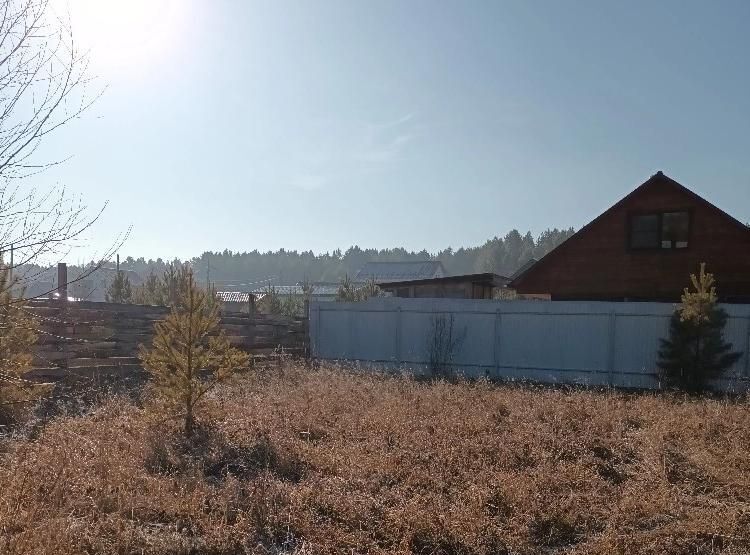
378, 272, 509, 299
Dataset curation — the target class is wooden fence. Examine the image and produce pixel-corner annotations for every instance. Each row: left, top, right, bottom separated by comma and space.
24, 299, 309, 381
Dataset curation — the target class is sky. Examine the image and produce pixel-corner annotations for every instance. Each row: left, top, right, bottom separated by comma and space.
35, 0, 750, 262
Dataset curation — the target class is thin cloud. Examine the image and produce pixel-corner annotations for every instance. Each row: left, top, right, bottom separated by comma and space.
358, 113, 417, 164
288, 113, 418, 190
357, 132, 414, 163
290, 174, 328, 192
365, 113, 415, 131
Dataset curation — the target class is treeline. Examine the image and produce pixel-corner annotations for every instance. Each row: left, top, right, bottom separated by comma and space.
112, 228, 575, 287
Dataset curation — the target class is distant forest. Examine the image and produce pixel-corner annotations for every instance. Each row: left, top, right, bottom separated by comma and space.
109, 228, 575, 288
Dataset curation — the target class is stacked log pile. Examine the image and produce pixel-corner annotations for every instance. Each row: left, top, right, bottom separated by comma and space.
23, 300, 308, 381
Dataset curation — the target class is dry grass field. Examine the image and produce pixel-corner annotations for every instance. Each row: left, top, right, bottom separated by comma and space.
1, 364, 749, 554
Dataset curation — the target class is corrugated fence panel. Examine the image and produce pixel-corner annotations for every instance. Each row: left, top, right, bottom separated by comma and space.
352, 309, 399, 362
611, 313, 668, 389
721, 309, 750, 380
500, 313, 609, 377
315, 304, 353, 359
310, 298, 750, 390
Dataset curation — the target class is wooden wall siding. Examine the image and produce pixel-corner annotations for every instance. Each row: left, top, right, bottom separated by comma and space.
24, 300, 308, 380
390, 282, 495, 299
512, 174, 750, 301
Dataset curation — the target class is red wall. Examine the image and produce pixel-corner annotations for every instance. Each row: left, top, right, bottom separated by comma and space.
513, 174, 750, 301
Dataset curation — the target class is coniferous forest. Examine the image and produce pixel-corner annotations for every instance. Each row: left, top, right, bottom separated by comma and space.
108, 227, 575, 287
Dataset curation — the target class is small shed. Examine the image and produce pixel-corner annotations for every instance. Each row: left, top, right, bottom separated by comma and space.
378, 273, 510, 299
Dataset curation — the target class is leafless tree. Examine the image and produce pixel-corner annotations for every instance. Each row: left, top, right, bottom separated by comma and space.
427, 313, 466, 379
0, 0, 123, 298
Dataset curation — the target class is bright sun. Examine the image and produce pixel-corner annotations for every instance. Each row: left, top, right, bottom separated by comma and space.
53, 0, 186, 74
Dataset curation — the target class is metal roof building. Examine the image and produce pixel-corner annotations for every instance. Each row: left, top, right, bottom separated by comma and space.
216, 291, 253, 304
216, 283, 340, 305
250, 284, 340, 298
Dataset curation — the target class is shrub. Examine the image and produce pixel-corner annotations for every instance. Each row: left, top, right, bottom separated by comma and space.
0, 264, 41, 425
336, 275, 379, 302
427, 313, 466, 378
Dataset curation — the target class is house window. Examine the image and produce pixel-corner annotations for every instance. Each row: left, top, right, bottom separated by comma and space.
629, 211, 690, 250
630, 214, 660, 249
661, 211, 689, 249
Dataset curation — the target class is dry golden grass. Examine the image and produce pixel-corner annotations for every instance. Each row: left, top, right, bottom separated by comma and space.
1, 364, 749, 554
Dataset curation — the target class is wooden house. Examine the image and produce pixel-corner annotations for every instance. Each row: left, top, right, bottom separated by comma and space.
510, 171, 750, 302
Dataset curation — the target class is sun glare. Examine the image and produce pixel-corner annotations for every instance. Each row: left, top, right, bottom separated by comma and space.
54, 0, 186, 75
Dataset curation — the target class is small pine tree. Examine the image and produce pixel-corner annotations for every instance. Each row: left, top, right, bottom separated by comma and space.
336, 274, 359, 302
281, 293, 302, 318
0, 264, 39, 418
336, 276, 379, 302
300, 280, 315, 302
132, 270, 161, 305
258, 285, 283, 315
658, 263, 742, 392
358, 277, 381, 300
139, 271, 250, 437
131, 264, 208, 309
106, 270, 132, 303
162, 262, 194, 308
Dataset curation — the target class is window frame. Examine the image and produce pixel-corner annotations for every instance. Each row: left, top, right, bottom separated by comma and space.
627, 209, 692, 252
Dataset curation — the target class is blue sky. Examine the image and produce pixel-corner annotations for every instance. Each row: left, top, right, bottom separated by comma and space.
37, 0, 750, 261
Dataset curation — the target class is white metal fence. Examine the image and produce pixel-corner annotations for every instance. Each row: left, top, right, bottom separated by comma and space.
309, 298, 750, 391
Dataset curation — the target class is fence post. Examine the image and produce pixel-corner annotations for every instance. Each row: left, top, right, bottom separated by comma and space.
745, 316, 750, 378
303, 299, 310, 359
493, 308, 502, 378
395, 305, 402, 367
347, 309, 356, 360
607, 310, 617, 386
315, 303, 321, 359
57, 262, 67, 302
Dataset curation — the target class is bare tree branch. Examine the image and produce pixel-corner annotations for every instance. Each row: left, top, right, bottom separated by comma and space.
0, 1, 120, 304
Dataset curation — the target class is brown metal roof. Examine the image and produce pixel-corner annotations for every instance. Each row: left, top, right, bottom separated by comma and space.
377, 272, 509, 288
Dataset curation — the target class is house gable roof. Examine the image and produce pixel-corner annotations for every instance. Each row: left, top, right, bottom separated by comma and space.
510, 257, 539, 281
509, 171, 750, 289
